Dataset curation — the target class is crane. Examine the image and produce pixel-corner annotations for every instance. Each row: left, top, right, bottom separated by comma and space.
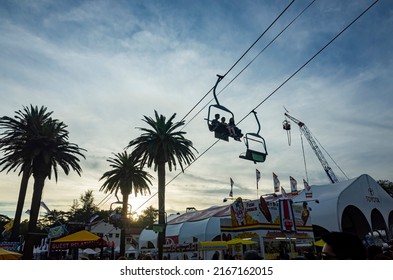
283, 112, 339, 184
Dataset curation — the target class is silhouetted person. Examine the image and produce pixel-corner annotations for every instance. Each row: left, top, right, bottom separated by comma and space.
321, 232, 367, 260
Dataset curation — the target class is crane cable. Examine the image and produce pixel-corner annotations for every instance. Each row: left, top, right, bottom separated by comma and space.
300, 132, 309, 183
312, 131, 349, 180
134, 0, 379, 213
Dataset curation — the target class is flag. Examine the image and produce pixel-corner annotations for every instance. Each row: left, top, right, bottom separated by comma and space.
304, 179, 313, 198
289, 176, 298, 195
281, 186, 288, 198
256, 169, 261, 189
229, 178, 234, 197
40, 201, 51, 213
89, 214, 100, 223
273, 172, 280, 193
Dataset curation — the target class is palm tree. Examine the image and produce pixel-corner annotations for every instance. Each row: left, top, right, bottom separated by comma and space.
99, 151, 153, 257
0, 105, 53, 242
0, 105, 86, 259
127, 110, 197, 259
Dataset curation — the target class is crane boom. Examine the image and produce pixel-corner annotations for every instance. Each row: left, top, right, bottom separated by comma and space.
284, 113, 339, 184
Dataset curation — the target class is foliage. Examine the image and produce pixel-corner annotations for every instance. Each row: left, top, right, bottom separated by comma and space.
134, 206, 158, 229
68, 190, 100, 223
378, 180, 393, 197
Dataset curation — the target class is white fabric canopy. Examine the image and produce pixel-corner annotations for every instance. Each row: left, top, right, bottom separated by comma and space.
293, 174, 393, 233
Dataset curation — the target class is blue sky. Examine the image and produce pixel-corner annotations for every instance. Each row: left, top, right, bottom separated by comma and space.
1, 0, 392, 220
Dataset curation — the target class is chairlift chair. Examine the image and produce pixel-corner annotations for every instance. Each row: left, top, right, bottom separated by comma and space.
110, 200, 132, 215
239, 133, 268, 163
207, 104, 234, 141
206, 74, 237, 142
239, 111, 268, 164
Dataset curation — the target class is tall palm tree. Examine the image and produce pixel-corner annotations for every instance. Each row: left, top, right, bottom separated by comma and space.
99, 151, 153, 257
127, 110, 197, 259
0, 105, 53, 242
1, 105, 86, 259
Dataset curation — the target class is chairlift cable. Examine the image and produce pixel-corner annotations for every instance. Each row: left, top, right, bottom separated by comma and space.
181, 0, 296, 124
97, 193, 112, 207
236, 0, 380, 126
183, 0, 316, 131
221, 0, 295, 79
133, 139, 221, 212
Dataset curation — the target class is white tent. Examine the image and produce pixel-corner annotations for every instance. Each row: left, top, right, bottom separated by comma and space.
293, 174, 393, 241
165, 205, 230, 245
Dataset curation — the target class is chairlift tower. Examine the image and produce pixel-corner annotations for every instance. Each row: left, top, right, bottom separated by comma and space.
284, 113, 339, 184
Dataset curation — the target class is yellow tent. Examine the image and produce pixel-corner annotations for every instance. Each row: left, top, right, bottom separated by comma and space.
199, 241, 228, 251
227, 238, 257, 245
50, 230, 107, 251
0, 248, 22, 260
314, 239, 325, 247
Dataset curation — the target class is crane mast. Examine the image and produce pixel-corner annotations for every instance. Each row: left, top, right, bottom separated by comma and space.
284, 113, 339, 184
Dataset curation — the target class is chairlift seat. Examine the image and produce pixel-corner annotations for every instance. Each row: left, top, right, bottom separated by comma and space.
239, 149, 267, 163
215, 131, 229, 141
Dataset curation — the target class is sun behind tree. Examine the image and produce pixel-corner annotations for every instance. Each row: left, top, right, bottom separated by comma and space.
99, 151, 153, 258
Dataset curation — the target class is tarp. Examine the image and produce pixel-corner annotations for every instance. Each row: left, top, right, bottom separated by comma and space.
50, 230, 107, 251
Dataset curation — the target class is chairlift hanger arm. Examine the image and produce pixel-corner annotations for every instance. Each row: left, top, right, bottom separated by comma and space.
252, 110, 261, 135
213, 74, 224, 106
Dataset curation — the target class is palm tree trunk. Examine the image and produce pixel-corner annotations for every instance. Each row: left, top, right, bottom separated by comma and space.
157, 161, 166, 260
11, 166, 30, 242
120, 193, 129, 257
22, 175, 45, 260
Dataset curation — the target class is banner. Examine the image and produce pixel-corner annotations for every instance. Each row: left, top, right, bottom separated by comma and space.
281, 186, 288, 198
273, 172, 280, 193
256, 169, 261, 189
278, 198, 297, 234
304, 179, 313, 198
290, 176, 298, 195
229, 178, 234, 197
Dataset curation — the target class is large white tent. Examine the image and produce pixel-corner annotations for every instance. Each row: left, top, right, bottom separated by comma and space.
293, 174, 393, 242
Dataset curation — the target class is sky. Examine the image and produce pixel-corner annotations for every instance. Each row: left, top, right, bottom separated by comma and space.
1, 0, 392, 221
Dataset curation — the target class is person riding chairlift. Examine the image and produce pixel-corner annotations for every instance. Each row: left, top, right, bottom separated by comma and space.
227, 117, 243, 141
